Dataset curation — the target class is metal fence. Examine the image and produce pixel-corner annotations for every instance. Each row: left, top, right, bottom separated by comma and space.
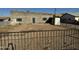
61, 23, 79, 29
0, 29, 79, 50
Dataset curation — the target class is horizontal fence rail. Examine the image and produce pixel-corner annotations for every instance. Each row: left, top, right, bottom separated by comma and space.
0, 29, 79, 50
61, 23, 79, 29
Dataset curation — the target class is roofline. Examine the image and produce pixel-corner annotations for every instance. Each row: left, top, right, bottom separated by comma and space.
0, 16, 10, 20
11, 10, 53, 15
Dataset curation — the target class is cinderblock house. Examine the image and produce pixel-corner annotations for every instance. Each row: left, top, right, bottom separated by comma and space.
10, 11, 54, 25
0, 11, 63, 25
60, 13, 79, 25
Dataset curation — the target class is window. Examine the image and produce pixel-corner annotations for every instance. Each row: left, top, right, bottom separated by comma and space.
43, 18, 47, 21
0, 19, 4, 22
32, 18, 35, 23
8, 18, 11, 21
16, 18, 22, 22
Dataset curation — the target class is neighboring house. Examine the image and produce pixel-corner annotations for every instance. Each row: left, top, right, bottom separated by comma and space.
60, 13, 76, 24
10, 11, 54, 25
68, 12, 79, 21
0, 17, 10, 25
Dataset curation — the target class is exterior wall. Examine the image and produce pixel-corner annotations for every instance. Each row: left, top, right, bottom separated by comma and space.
0, 18, 10, 26
75, 17, 79, 21
55, 17, 60, 25
10, 11, 53, 25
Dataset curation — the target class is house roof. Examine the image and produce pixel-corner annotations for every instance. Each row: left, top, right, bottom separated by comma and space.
0, 17, 10, 20
11, 11, 64, 17
11, 11, 53, 15
67, 12, 79, 17
61, 13, 75, 17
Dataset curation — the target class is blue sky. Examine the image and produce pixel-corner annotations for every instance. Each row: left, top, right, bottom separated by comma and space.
0, 8, 79, 16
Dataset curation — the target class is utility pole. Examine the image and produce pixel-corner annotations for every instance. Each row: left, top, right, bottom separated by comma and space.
52, 8, 56, 25
54, 8, 56, 16
54, 8, 56, 18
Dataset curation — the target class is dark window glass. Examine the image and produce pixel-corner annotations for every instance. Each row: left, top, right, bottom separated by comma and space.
32, 18, 35, 23
43, 18, 47, 21
16, 18, 22, 22
0, 19, 4, 22
8, 18, 11, 21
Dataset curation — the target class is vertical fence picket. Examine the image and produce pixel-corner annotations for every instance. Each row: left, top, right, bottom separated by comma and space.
0, 29, 78, 50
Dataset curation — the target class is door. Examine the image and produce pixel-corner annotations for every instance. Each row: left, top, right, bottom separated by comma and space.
32, 18, 35, 23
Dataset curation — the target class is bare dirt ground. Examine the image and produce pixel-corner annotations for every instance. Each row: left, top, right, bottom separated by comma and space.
0, 24, 68, 32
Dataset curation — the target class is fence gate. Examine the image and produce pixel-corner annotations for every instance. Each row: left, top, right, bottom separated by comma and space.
0, 29, 79, 50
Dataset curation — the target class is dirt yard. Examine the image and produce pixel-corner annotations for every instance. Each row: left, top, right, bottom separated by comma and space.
0, 24, 68, 32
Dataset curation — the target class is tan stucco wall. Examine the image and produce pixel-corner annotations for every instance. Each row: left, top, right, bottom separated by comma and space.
10, 11, 53, 25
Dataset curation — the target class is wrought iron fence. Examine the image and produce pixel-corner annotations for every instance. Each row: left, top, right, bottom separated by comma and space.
0, 29, 79, 50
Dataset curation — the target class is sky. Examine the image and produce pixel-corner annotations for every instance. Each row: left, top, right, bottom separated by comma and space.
0, 8, 79, 16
